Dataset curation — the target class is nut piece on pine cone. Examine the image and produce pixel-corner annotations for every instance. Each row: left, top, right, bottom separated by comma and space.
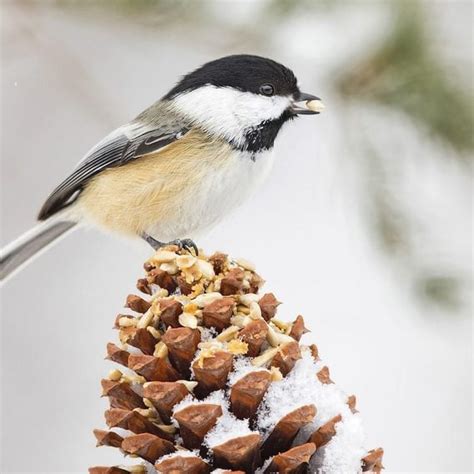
91, 246, 383, 473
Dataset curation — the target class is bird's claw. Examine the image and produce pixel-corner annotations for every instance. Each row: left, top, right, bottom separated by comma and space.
170, 238, 199, 255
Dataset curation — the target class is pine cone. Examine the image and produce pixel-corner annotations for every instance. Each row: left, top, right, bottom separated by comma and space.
90, 246, 383, 473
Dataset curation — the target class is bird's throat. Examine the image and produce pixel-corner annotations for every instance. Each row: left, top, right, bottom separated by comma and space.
233, 110, 295, 154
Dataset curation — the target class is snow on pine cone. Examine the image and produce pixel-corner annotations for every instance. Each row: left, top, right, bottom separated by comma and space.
89, 246, 384, 474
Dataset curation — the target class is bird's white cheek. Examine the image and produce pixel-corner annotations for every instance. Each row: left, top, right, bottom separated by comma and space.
233, 95, 288, 125
170, 85, 291, 144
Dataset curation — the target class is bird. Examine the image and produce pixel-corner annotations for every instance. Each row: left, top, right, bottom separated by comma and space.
0, 54, 323, 281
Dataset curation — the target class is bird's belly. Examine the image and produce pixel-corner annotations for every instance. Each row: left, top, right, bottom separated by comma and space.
147, 149, 274, 241
79, 139, 274, 241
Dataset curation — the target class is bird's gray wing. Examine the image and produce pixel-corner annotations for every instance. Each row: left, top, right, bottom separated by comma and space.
38, 124, 189, 220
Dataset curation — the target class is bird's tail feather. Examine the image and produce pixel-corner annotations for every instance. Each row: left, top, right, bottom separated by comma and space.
1, 217, 77, 282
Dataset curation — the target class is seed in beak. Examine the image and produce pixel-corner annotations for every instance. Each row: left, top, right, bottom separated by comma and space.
306, 99, 325, 113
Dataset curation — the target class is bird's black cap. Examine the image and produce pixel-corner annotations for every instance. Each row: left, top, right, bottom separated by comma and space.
163, 54, 299, 99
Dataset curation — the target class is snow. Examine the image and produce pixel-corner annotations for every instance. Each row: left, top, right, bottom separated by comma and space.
171, 387, 257, 449
172, 389, 226, 419
204, 410, 255, 449
204, 396, 256, 449
156, 449, 201, 462
227, 356, 269, 386
256, 351, 366, 472
310, 413, 366, 474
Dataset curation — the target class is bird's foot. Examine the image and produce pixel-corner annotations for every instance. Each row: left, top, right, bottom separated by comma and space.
142, 234, 198, 255
142, 233, 163, 250
168, 238, 198, 255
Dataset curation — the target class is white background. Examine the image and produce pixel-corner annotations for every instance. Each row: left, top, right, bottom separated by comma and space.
1, 2, 472, 473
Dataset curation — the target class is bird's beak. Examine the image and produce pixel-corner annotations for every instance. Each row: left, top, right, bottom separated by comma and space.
291, 92, 325, 115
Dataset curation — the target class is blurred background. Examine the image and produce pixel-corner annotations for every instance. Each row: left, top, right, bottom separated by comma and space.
1, 0, 472, 472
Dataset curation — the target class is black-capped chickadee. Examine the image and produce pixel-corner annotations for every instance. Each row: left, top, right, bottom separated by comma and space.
1, 54, 323, 280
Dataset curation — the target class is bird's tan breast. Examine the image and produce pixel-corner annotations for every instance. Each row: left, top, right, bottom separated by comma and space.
78, 130, 235, 237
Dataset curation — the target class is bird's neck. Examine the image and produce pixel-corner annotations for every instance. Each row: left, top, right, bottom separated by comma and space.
233, 110, 295, 153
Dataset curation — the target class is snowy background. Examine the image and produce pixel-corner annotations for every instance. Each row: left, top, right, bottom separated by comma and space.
1, 1, 472, 472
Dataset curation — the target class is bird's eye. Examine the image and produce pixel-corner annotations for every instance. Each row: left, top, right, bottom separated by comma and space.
259, 84, 274, 96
